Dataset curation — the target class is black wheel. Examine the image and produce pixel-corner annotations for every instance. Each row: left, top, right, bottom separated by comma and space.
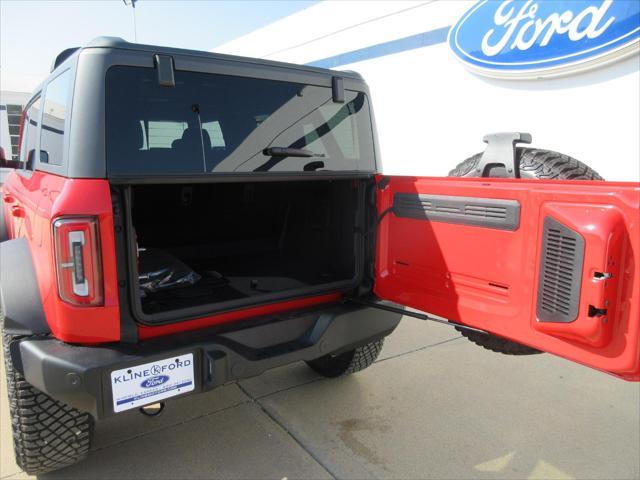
2, 332, 93, 475
448, 147, 603, 355
306, 339, 384, 377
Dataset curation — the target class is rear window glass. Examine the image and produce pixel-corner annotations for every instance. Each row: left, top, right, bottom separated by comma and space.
105, 66, 375, 175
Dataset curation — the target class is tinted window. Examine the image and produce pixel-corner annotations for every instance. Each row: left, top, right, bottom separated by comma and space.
41, 70, 71, 165
105, 66, 375, 175
19, 97, 41, 170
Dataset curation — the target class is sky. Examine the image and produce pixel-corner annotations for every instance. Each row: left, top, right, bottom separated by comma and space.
0, 0, 317, 93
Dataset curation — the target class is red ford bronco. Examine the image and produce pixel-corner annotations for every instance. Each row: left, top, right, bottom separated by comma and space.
1, 38, 639, 475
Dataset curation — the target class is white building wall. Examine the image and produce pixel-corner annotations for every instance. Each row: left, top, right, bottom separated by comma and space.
0, 91, 29, 160
216, 0, 640, 181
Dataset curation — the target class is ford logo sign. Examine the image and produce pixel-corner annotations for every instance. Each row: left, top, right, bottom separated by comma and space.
448, 0, 640, 79
141, 375, 170, 389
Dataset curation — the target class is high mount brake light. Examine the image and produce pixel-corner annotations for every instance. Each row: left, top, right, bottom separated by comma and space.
53, 217, 104, 306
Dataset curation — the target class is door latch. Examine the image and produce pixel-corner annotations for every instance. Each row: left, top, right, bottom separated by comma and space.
593, 271, 612, 280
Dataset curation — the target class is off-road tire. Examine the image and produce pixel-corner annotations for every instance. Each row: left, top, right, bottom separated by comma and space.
2, 332, 93, 475
448, 147, 603, 355
306, 339, 384, 377
448, 147, 604, 180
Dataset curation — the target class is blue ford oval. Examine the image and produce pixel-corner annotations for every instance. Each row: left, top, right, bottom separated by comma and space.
141, 375, 170, 389
449, 0, 640, 77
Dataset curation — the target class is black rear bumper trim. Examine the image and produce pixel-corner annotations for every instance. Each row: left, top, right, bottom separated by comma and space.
15, 301, 401, 419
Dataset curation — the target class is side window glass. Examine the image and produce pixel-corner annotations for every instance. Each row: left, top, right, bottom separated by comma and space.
19, 97, 41, 171
40, 70, 71, 166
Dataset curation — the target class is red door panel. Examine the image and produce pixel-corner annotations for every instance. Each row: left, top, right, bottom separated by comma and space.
376, 175, 640, 380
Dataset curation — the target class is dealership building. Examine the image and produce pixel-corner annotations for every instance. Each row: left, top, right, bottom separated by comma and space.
215, 0, 640, 181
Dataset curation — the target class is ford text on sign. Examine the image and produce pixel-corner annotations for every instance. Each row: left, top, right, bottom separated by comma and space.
448, 0, 640, 78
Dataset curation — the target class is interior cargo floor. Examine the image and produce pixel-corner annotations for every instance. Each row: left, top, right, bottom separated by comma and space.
141, 267, 336, 314
131, 180, 361, 316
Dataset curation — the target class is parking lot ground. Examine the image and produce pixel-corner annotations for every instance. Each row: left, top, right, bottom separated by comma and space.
2, 316, 639, 480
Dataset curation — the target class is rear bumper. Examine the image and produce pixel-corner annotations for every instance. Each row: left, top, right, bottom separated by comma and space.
12, 302, 401, 419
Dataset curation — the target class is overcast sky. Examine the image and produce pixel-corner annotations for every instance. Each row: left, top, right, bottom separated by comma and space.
0, 0, 316, 93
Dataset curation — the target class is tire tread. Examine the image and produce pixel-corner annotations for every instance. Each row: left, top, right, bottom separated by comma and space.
306, 339, 384, 377
2, 332, 92, 475
345, 339, 385, 374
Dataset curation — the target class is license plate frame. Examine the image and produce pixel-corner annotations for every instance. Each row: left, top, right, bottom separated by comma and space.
110, 352, 195, 413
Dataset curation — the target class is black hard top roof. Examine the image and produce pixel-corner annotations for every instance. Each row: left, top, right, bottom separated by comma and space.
52, 36, 363, 80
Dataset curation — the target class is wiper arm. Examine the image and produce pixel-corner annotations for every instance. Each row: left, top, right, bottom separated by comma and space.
263, 147, 325, 158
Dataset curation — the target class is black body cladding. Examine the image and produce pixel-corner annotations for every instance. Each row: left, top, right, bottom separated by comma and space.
0, 238, 50, 335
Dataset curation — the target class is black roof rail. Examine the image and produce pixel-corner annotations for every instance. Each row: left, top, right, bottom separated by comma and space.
50, 47, 80, 73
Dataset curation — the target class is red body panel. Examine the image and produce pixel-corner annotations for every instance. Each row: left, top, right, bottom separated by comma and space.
376, 175, 640, 380
2, 172, 120, 343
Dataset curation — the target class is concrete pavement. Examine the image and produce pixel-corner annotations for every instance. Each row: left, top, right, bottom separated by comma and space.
1, 317, 639, 479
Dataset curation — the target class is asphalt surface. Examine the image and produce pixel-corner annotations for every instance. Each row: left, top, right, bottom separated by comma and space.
1, 316, 639, 479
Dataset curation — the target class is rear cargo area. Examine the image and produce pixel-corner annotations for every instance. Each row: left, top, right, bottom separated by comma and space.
129, 180, 364, 316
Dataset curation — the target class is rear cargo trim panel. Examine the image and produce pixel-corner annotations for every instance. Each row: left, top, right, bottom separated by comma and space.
393, 193, 520, 230
536, 216, 585, 323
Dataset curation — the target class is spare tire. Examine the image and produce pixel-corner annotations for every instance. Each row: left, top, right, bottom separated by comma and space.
448, 147, 603, 355
449, 147, 604, 180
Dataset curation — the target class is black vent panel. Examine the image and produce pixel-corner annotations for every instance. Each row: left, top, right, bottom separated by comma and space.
536, 217, 585, 323
393, 194, 520, 230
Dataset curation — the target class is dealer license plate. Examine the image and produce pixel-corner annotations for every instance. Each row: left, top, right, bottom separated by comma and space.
110, 353, 195, 413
